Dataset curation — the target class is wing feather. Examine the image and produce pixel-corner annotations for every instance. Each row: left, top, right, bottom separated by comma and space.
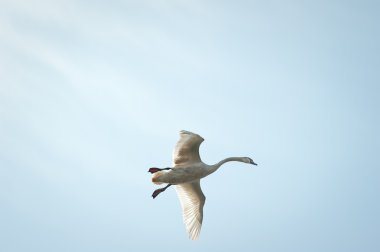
172, 130, 204, 166
175, 181, 206, 240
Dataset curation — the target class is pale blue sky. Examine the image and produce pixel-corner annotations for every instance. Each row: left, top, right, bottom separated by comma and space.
0, 0, 379, 251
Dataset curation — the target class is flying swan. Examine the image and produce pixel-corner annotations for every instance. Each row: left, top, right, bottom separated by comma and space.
148, 130, 257, 240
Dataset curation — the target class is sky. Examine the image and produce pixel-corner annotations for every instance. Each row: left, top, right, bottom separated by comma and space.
0, 0, 379, 251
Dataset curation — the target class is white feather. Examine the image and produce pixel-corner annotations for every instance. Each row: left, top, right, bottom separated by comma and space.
175, 181, 205, 240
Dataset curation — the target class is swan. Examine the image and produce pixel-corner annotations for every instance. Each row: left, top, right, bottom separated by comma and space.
148, 130, 257, 240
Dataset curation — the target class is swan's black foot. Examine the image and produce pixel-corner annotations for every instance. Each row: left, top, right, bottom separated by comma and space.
148, 168, 161, 174
152, 188, 165, 199
148, 167, 171, 174
151, 184, 172, 199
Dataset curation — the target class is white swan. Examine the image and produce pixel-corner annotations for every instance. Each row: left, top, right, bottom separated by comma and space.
148, 130, 257, 240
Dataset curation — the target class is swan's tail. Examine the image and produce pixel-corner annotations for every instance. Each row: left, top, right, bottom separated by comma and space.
151, 171, 165, 185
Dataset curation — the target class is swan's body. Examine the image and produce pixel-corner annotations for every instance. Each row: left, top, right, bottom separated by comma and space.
149, 130, 257, 240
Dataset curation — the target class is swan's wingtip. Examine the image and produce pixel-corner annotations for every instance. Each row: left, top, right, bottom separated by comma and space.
189, 231, 201, 240
179, 130, 192, 135
179, 130, 204, 141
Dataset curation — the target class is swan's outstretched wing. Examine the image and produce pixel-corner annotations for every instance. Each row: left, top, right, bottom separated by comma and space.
175, 180, 206, 240
172, 130, 204, 166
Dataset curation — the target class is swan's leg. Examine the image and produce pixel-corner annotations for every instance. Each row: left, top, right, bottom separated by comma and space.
152, 184, 172, 199
148, 167, 171, 174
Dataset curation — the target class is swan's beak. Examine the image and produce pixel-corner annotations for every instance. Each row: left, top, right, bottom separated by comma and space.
250, 160, 257, 165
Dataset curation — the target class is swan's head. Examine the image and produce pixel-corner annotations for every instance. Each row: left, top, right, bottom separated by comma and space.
243, 157, 257, 165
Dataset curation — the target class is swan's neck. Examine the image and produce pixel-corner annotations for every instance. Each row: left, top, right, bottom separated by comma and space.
206, 157, 247, 175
